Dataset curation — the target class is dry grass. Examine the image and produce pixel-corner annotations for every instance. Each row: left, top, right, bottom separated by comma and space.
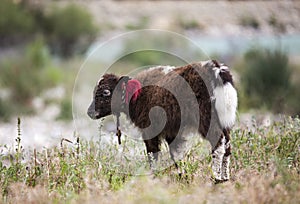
0, 116, 299, 204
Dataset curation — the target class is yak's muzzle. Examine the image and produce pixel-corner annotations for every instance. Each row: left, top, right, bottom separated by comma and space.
87, 101, 100, 120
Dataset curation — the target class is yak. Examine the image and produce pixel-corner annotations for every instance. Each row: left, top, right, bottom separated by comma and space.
87, 60, 238, 182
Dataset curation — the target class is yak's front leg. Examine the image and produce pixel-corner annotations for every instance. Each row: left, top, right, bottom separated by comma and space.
144, 137, 160, 168
166, 136, 185, 177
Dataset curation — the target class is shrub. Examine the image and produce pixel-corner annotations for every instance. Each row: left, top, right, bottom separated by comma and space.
0, 98, 13, 122
0, 38, 63, 119
0, 0, 36, 45
57, 98, 73, 121
285, 65, 300, 115
117, 34, 204, 70
45, 4, 98, 57
239, 15, 260, 29
0, 1, 98, 58
268, 14, 286, 33
125, 16, 149, 30
25, 36, 50, 69
240, 47, 291, 113
176, 17, 203, 31
1, 59, 39, 103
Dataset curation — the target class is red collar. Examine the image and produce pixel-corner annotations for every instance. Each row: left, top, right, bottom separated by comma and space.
121, 79, 142, 105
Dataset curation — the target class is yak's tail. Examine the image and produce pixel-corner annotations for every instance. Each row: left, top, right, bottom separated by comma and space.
203, 60, 238, 128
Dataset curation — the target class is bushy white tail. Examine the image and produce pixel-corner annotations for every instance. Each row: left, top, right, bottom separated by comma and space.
213, 82, 238, 128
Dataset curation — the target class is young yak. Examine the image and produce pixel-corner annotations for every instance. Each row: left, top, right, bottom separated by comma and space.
87, 60, 238, 182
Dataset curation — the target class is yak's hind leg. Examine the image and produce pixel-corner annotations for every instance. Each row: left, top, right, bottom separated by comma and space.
221, 128, 231, 181
199, 119, 227, 182
209, 129, 231, 182
211, 134, 226, 182
203, 125, 226, 183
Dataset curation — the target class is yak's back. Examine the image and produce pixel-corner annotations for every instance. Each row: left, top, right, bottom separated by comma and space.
135, 66, 175, 86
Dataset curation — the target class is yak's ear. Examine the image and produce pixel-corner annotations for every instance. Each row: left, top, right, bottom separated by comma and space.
113, 76, 131, 93
116, 76, 131, 90
117, 76, 131, 84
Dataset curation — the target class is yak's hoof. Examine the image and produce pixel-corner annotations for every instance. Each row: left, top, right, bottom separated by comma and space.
178, 172, 188, 180
213, 178, 229, 184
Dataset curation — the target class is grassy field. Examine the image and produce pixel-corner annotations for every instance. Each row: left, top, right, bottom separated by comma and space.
0, 116, 299, 204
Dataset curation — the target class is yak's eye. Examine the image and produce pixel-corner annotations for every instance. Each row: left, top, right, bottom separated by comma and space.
103, 89, 111, 97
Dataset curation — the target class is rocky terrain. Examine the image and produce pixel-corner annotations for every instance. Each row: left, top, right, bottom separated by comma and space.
80, 0, 300, 36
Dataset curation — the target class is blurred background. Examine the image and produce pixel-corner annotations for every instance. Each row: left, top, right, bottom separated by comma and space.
0, 0, 299, 148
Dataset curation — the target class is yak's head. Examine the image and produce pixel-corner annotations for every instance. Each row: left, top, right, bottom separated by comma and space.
87, 74, 120, 120
87, 73, 142, 120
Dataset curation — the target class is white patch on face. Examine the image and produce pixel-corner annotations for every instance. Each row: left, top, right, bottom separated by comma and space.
213, 82, 238, 128
97, 77, 103, 85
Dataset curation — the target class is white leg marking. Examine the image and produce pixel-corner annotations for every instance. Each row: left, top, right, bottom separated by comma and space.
213, 83, 238, 128
212, 137, 225, 181
222, 155, 230, 180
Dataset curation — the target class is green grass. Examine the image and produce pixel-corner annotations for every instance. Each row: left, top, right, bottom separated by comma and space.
0, 116, 299, 203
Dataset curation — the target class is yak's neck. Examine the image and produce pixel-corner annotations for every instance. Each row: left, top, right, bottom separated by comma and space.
126, 90, 145, 124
